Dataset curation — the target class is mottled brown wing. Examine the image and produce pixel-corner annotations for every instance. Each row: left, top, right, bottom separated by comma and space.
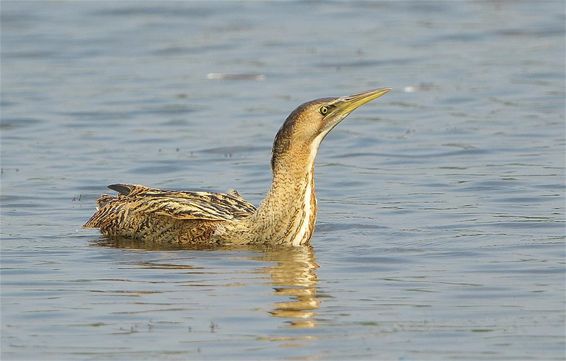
84, 183, 256, 229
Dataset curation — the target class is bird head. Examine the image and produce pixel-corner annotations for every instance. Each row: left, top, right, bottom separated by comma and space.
271, 88, 391, 171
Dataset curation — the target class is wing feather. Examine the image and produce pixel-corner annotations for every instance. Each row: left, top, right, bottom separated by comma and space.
85, 183, 256, 229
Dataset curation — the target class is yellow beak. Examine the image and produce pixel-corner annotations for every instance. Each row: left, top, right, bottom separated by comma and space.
330, 88, 391, 118
321, 88, 391, 135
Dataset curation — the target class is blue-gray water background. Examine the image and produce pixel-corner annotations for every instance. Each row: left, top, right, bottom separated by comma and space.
1, 1, 565, 360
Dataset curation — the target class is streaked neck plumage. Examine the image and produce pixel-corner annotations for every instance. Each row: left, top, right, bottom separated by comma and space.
250, 122, 326, 246
252, 146, 319, 246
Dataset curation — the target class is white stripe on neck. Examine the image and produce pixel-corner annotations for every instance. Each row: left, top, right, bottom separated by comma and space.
292, 173, 313, 246
291, 135, 324, 246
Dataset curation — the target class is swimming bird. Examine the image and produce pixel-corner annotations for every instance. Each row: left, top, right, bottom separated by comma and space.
84, 88, 391, 247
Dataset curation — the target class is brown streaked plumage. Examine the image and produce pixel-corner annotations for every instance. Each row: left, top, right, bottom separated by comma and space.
84, 88, 391, 247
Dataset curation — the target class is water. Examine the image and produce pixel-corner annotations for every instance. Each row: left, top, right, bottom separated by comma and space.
1, 1, 564, 360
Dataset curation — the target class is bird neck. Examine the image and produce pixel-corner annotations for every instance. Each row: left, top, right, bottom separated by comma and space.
252, 144, 319, 246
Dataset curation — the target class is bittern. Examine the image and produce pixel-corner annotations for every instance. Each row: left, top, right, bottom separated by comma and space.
85, 88, 391, 247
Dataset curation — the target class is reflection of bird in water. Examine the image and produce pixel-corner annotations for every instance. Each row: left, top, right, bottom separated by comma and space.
95, 238, 322, 330
85, 88, 390, 247
254, 245, 320, 329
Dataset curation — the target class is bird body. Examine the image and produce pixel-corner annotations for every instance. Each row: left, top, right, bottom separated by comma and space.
84, 184, 257, 246
85, 88, 390, 247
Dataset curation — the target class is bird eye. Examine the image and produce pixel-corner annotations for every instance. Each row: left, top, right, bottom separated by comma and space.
319, 106, 329, 115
